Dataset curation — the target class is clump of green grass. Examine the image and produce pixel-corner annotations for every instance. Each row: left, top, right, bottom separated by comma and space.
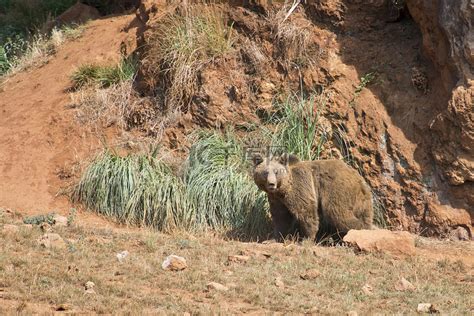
268, 93, 328, 161
144, 4, 234, 111
183, 130, 271, 239
72, 151, 190, 232
73, 132, 272, 239
71, 57, 137, 89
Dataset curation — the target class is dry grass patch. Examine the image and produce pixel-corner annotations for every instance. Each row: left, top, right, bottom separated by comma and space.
267, 3, 318, 68
143, 4, 234, 111
0, 209, 472, 314
1, 25, 85, 80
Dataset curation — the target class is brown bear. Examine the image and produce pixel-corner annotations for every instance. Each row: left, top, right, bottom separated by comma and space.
252, 153, 374, 241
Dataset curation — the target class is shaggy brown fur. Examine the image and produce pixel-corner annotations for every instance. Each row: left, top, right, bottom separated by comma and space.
253, 154, 374, 241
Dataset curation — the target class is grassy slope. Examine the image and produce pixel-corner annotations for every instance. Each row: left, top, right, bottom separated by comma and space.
1, 210, 472, 314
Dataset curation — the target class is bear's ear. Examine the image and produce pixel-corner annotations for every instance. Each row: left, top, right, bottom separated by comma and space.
279, 153, 300, 166
252, 153, 264, 167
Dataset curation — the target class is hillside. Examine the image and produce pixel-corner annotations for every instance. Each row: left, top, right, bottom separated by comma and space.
0, 0, 472, 313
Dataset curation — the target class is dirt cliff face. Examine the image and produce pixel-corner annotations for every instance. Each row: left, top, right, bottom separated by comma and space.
130, 0, 472, 238
406, 0, 473, 235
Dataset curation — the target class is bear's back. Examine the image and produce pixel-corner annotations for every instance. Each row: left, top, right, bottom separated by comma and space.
292, 159, 370, 195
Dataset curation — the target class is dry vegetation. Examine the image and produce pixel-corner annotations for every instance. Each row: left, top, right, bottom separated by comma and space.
1, 209, 472, 314
143, 4, 234, 112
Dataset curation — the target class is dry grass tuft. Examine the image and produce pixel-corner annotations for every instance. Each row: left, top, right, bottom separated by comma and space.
143, 4, 234, 112
267, 2, 317, 68
70, 79, 177, 140
1, 25, 84, 79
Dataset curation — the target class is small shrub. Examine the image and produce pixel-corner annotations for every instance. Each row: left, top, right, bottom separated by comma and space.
23, 213, 56, 226
70, 57, 137, 89
144, 4, 234, 111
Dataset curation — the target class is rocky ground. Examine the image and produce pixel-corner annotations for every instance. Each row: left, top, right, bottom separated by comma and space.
1, 208, 473, 314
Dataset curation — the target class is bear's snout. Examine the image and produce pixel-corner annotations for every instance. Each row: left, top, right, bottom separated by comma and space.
266, 172, 278, 192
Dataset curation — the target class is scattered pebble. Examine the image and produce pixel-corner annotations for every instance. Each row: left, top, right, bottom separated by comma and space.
274, 277, 284, 288
361, 284, 374, 296
116, 250, 129, 263
84, 281, 96, 295
417, 303, 439, 313
300, 268, 321, 280
395, 277, 416, 292
228, 255, 250, 264
162, 255, 187, 271
206, 282, 229, 292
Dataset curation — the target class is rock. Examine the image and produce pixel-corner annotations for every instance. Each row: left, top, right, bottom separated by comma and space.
206, 282, 228, 292
84, 281, 96, 295
300, 268, 321, 280
395, 277, 416, 292
407, 0, 473, 85
2, 224, 19, 235
361, 284, 374, 296
116, 250, 130, 263
274, 277, 285, 288
59, 2, 101, 24
52, 214, 68, 227
162, 255, 187, 271
227, 255, 250, 264
55, 304, 72, 311
37, 233, 67, 249
21, 224, 33, 230
448, 226, 471, 241
417, 303, 439, 314
347, 311, 358, 316
343, 229, 416, 257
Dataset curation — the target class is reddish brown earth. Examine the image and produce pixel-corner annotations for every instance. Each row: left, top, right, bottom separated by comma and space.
0, 14, 137, 226
0, 1, 472, 237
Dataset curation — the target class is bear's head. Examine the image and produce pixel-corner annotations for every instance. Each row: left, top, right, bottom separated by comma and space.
252, 153, 300, 194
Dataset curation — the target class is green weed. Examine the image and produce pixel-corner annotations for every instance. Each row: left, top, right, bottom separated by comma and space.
183, 130, 271, 240
71, 57, 137, 89
269, 93, 328, 161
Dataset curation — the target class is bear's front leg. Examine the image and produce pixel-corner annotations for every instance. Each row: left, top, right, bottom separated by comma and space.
286, 197, 320, 241
269, 198, 298, 242
295, 213, 319, 241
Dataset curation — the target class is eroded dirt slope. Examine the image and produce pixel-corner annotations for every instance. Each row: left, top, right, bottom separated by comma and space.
0, 14, 137, 222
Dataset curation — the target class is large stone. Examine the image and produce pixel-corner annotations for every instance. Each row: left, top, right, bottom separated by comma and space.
343, 229, 416, 257
55, 3, 100, 27
42, 2, 100, 33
